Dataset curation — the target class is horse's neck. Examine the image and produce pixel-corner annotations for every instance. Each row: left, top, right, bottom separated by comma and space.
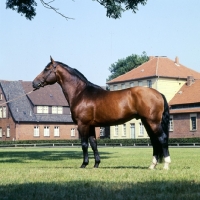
57, 73, 86, 107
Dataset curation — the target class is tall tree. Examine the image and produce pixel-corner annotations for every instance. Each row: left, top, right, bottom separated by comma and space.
107, 51, 149, 81
5, 0, 148, 20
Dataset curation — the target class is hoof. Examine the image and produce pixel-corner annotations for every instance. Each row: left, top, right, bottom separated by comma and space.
149, 163, 157, 170
94, 162, 100, 168
163, 162, 170, 170
80, 162, 88, 168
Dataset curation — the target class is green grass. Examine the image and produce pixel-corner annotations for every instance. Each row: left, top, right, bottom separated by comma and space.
0, 147, 200, 200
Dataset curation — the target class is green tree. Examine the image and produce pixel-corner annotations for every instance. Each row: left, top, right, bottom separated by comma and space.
5, 0, 148, 20
107, 51, 149, 81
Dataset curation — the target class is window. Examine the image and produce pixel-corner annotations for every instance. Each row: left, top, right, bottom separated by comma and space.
169, 116, 173, 131
0, 107, 6, 118
54, 126, 59, 137
37, 106, 49, 114
7, 126, 10, 137
121, 84, 125, 90
0, 128, 2, 137
34, 126, 39, 137
100, 127, 105, 136
122, 124, 126, 136
130, 82, 134, 87
44, 126, 50, 137
138, 81, 143, 86
147, 80, 152, 88
114, 125, 118, 136
71, 128, 75, 137
3, 107, 6, 118
139, 122, 144, 136
52, 106, 63, 114
190, 114, 197, 131
113, 85, 118, 91
0, 93, 2, 100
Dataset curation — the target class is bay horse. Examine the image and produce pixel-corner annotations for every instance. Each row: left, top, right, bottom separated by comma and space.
32, 57, 171, 170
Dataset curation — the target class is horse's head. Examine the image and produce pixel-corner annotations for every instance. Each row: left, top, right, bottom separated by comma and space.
32, 56, 58, 90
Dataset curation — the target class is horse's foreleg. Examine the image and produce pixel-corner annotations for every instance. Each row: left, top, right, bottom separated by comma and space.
80, 137, 89, 168
89, 136, 101, 168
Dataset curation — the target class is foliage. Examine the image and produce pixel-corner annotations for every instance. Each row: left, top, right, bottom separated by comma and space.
107, 51, 149, 81
0, 148, 200, 199
95, 0, 147, 19
5, 0, 147, 20
6, 0, 37, 20
1, 137, 200, 146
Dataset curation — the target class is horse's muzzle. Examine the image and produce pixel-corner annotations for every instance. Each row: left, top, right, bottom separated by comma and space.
32, 81, 42, 90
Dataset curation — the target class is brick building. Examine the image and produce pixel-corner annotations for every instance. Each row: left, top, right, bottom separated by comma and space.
0, 80, 102, 141
169, 77, 200, 138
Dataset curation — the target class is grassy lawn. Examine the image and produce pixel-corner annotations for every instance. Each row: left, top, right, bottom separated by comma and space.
0, 147, 200, 200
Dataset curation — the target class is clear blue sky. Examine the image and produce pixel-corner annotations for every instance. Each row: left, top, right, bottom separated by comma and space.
1, 0, 200, 86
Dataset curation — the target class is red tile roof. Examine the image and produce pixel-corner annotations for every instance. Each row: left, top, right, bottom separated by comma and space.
169, 79, 200, 105
107, 56, 200, 84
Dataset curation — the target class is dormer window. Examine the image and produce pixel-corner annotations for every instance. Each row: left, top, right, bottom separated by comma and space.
37, 106, 49, 114
52, 106, 63, 114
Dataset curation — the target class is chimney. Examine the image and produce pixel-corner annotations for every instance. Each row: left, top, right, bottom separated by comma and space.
149, 56, 155, 60
187, 76, 194, 86
175, 56, 179, 65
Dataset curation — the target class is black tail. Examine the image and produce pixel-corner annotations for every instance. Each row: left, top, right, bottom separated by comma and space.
160, 93, 170, 137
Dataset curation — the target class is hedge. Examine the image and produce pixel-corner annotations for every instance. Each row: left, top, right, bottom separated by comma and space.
0, 138, 200, 146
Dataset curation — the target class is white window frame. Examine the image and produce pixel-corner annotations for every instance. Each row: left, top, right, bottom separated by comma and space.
54, 126, 60, 137
3, 106, 6, 118
190, 114, 197, 131
121, 84, 125, 90
139, 122, 144, 136
0, 128, 2, 137
71, 128, 75, 137
37, 106, 49, 114
122, 124, 126, 136
34, 126, 39, 137
52, 106, 63, 114
44, 126, 50, 137
113, 85, 118, 91
130, 82, 134, 87
57, 106, 63, 114
147, 80, 152, 88
0, 107, 2, 118
100, 127, 105, 136
138, 81, 143, 87
169, 116, 173, 131
7, 126, 10, 137
114, 125, 118, 136
43, 106, 48, 114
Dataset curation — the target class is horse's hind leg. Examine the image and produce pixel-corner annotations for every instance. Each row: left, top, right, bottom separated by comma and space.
157, 130, 171, 170
89, 127, 101, 168
149, 136, 162, 169
80, 136, 89, 168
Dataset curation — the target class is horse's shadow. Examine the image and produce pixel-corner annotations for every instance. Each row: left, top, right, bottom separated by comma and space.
100, 166, 147, 169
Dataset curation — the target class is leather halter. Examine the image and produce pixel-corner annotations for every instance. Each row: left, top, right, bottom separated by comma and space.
40, 62, 58, 87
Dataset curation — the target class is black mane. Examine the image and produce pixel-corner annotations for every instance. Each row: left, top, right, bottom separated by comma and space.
56, 62, 104, 90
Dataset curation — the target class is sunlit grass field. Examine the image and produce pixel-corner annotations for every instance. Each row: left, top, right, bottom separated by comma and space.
0, 147, 200, 200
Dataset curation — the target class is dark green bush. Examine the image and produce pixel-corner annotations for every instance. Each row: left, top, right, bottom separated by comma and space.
0, 138, 200, 146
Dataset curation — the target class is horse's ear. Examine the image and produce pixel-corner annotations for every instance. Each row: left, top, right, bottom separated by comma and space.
50, 56, 55, 64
